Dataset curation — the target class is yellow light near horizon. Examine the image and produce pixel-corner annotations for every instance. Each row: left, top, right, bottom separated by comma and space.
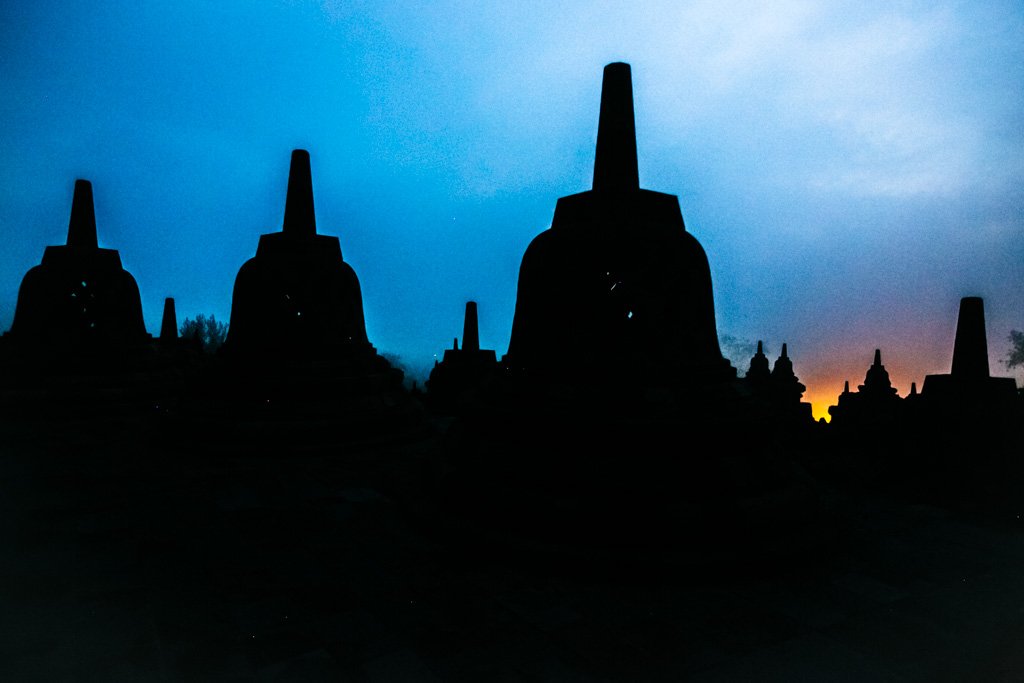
809, 401, 832, 423
803, 387, 838, 423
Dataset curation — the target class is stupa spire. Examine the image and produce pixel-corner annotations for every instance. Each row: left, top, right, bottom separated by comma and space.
592, 62, 639, 192
159, 297, 178, 343
67, 180, 98, 249
950, 296, 989, 378
282, 149, 316, 236
462, 301, 480, 353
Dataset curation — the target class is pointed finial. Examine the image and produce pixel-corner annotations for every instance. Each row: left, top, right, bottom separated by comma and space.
159, 297, 178, 343
592, 62, 639, 192
873, 348, 882, 366
910, 381, 918, 396
781, 342, 789, 358
67, 179, 98, 249
756, 340, 763, 354
844, 380, 850, 394
951, 296, 990, 378
453, 337, 459, 351
462, 301, 480, 353
282, 149, 316, 236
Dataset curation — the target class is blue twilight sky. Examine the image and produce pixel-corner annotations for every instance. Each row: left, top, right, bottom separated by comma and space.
1, 0, 1022, 418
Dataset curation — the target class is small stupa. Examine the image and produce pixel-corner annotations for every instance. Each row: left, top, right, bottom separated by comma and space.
828, 349, 903, 428
426, 301, 498, 411
159, 297, 178, 347
745, 340, 772, 386
858, 349, 899, 399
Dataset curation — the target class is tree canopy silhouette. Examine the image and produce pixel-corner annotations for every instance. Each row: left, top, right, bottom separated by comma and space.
1007, 330, 1024, 370
180, 314, 228, 353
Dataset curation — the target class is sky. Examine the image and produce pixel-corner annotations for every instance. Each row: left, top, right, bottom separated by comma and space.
1, 0, 1022, 420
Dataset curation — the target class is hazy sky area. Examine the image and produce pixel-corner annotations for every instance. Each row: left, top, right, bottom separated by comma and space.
1, 0, 1021, 419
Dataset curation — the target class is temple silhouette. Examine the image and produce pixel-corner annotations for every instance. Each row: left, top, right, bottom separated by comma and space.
0, 60, 1021, 683
921, 296, 1019, 416
425, 301, 498, 412
6, 179, 149, 354
188, 149, 418, 437
0, 63, 1014, 443
828, 348, 903, 429
739, 341, 814, 426
505, 62, 734, 392
224, 150, 373, 359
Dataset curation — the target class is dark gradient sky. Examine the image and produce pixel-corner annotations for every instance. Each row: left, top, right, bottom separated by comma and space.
1, 1, 1022, 419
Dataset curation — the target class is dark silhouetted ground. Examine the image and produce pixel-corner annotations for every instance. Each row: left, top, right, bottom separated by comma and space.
1, 411, 1022, 682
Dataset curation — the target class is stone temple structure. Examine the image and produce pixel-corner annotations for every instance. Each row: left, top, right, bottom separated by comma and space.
214, 149, 413, 434
828, 349, 903, 428
504, 62, 734, 389
745, 341, 771, 387
7, 179, 149, 353
224, 149, 372, 359
426, 301, 498, 411
739, 340, 812, 426
159, 297, 178, 347
921, 296, 1018, 413
0, 180, 184, 417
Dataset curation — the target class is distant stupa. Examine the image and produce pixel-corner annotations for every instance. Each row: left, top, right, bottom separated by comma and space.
858, 349, 899, 399
426, 301, 498, 410
745, 340, 771, 385
159, 297, 178, 346
224, 149, 372, 358
505, 62, 733, 387
8, 179, 148, 351
828, 348, 902, 427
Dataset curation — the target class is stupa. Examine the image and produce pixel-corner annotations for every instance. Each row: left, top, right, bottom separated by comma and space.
828, 349, 902, 428
213, 149, 413, 435
158, 297, 178, 347
7, 180, 148, 353
0, 181, 185, 417
426, 301, 498, 411
504, 63, 734, 388
224, 149, 372, 359
921, 297, 1017, 411
745, 340, 772, 386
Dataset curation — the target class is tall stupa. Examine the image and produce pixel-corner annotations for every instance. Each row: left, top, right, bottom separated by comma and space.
505, 62, 734, 388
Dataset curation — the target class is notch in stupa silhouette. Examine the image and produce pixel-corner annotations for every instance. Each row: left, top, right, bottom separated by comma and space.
505, 62, 734, 387
224, 149, 372, 358
7, 179, 148, 351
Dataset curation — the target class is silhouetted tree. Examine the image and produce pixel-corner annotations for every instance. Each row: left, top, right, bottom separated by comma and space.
1007, 330, 1024, 369
180, 314, 228, 353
